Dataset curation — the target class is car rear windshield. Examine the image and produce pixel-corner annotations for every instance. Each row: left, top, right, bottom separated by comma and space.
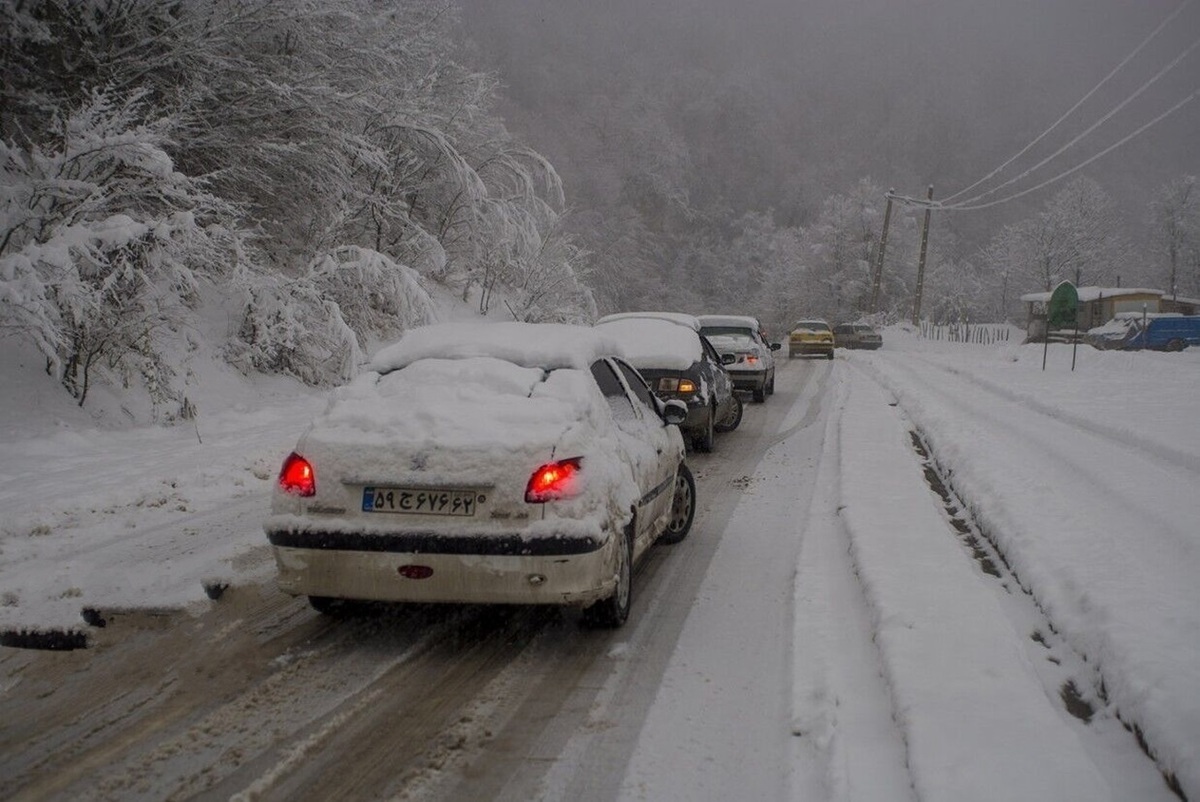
700, 326, 755, 338
706, 333, 756, 349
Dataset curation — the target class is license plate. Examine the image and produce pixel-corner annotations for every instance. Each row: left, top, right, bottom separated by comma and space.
362, 487, 479, 516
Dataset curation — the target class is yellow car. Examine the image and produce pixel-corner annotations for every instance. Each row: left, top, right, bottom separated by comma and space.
788, 319, 835, 359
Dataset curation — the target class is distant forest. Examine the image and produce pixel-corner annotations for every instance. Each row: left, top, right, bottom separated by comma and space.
458, 0, 1200, 328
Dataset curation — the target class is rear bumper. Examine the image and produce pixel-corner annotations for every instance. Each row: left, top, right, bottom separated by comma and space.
728, 370, 768, 391
266, 528, 619, 606
789, 342, 833, 356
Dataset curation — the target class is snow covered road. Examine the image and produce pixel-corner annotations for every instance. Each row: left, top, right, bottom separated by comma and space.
2, 328, 1196, 800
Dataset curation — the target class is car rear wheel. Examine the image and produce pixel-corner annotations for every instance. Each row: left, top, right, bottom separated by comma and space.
752, 385, 766, 403
659, 463, 695, 544
766, 371, 775, 395
826, 351, 834, 360
1166, 338, 1187, 352
714, 393, 743, 432
692, 407, 715, 452
583, 522, 633, 628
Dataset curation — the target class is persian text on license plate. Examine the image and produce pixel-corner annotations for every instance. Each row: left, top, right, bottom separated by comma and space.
362, 487, 479, 516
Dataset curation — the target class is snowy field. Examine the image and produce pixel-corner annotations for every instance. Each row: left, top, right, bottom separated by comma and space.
2, 324, 1198, 800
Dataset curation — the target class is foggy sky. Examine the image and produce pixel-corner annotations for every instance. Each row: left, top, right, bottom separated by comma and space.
459, 0, 1199, 237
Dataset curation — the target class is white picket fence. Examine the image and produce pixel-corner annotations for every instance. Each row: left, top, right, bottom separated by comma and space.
919, 320, 1014, 345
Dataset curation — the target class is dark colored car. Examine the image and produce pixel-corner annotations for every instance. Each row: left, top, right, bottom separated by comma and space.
595, 312, 743, 452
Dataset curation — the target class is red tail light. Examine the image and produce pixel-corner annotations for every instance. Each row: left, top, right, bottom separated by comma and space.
745, 355, 758, 365
525, 457, 583, 503
279, 452, 316, 497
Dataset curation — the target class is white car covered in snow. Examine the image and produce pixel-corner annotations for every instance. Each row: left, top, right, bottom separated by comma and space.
264, 322, 696, 627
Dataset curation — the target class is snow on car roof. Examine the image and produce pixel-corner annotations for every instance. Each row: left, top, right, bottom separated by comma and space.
793, 319, 830, 329
594, 316, 702, 370
594, 311, 701, 331
370, 322, 626, 374
698, 314, 760, 331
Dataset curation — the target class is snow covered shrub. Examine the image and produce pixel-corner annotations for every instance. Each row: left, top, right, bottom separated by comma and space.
391, 227, 448, 278
228, 270, 362, 386
230, 247, 440, 386
309, 246, 438, 341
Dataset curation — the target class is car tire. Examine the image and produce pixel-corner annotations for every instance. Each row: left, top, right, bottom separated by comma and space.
752, 386, 765, 403
826, 351, 834, 360
1166, 338, 1187, 352
659, 463, 696, 544
766, 371, 775, 396
714, 393, 743, 432
692, 407, 715, 452
583, 522, 633, 628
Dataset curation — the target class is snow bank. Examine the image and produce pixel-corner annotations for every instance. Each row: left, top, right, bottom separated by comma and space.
835, 369, 1112, 802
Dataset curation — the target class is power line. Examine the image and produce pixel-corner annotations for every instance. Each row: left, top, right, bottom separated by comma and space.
945, 31, 1200, 210
943, 88, 1199, 212
941, 0, 1193, 205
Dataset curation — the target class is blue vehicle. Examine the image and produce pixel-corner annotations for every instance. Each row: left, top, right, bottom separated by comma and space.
1090, 314, 1200, 351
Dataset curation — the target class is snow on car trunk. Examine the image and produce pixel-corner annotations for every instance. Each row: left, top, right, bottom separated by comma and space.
267, 354, 640, 541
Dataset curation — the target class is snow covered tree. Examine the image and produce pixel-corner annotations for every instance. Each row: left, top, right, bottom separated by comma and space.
978, 224, 1029, 322
3, 0, 596, 406
1150, 175, 1200, 299
1003, 177, 1132, 292
800, 178, 924, 322
0, 88, 243, 409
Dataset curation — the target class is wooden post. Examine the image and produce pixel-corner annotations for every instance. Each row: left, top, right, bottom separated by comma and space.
911, 185, 934, 326
869, 190, 894, 314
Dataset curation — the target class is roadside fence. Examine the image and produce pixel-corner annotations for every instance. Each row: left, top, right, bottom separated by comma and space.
919, 320, 1013, 345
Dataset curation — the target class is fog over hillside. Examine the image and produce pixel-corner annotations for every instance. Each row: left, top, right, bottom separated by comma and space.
458, 0, 1199, 266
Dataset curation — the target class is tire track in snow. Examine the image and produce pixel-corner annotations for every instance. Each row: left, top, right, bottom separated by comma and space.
855, 352, 1195, 562
791, 363, 917, 802
893, 351, 1200, 475
847, 354, 1195, 801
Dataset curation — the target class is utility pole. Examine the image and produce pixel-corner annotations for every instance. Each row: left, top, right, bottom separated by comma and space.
869, 189, 894, 314
911, 185, 934, 326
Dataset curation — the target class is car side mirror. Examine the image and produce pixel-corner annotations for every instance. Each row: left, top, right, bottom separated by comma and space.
720, 353, 736, 365
660, 399, 688, 426
770, 342, 782, 351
